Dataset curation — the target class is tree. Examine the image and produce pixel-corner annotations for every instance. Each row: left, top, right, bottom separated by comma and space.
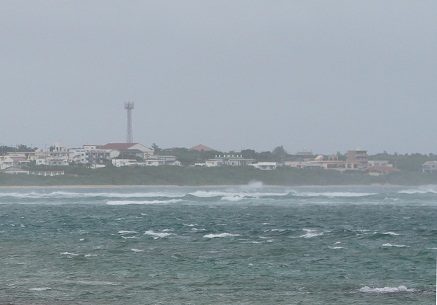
272, 146, 287, 156
240, 149, 257, 159
152, 143, 161, 154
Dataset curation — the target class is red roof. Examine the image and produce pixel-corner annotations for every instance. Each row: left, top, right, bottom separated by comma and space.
99, 143, 138, 150
190, 144, 216, 152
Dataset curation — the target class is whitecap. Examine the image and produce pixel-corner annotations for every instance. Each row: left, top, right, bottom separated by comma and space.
106, 199, 182, 205
144, 230, 173, 239
298, 191, 377, 198
84, 254, 97, 257
29, 287, 51, 291
359, 285, 416, 293
329, 246, 344, 249
382, 243, 409, 248
398, 185, 437, 194
60, 252, 79, 256
76, 280, 117, 286
300, 229, 323, 238
203, 233, 240, 238
131, 248, 143, 253
118, 230, 138, 234
221, 195, 247, 202
381, 232, 400, 236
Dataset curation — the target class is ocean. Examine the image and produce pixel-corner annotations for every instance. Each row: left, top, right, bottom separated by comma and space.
0, 183, 435, 304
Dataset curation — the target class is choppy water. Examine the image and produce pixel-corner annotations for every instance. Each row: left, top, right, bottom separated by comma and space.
0, 183, 436, 304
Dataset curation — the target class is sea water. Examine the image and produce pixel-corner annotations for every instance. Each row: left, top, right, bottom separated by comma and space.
0, 183, 435, 304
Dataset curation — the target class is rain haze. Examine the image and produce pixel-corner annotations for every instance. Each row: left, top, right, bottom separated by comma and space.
1, 1, 436, 154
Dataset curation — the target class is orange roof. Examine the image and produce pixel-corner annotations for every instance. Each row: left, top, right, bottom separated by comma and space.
190, 144, 216, 152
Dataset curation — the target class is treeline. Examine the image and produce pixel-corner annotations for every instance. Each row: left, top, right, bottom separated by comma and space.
0, 145, 37, 154
2, 166, 437, 186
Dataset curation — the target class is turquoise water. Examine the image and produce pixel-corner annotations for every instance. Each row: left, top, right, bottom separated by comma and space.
0, 184, 435, 304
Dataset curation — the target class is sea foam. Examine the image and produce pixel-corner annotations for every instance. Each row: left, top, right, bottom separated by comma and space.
203, 233, 240, 238
382, 243, 409, 248
29, 287, 51, 291
106, 199, 182, 205
300, 229, 323, 238
144, 230, 173, 239
359, 285, 416, 293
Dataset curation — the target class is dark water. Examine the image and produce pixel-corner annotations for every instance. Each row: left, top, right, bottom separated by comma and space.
0, 184, 436, 304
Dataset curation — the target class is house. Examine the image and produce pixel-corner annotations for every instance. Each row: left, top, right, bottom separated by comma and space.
36, 157, 69, 166
99, 143, 154, 159
368, 160, 393, 167
0, 156, 14, 170
205, 158, 225, 167
251, 162, 278, 170
190, 144, 216, 152
137, 155, 181, 167
309, 155, 353, 171
140, 159, 166, 166
285, 161, 323, 169
112, 159, 138, 167
35, 142, 69, 166
205, 155, 255, 167
422, 161, 437, 173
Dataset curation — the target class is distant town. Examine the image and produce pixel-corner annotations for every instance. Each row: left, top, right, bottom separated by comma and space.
1, 140, 436, 178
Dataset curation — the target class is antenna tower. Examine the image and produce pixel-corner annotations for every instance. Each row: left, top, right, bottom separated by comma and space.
124, 102, 134, 143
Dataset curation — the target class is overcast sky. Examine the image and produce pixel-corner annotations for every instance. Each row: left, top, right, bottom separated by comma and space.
1, 1, 436, 154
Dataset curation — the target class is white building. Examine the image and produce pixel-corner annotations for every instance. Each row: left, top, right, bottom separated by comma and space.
0, 156, 14, 170
99, 143, 154, 160
112, 159, 138, 167
422, 161, 437, 173
205, 155, 255, 167
251, 162, 278, 170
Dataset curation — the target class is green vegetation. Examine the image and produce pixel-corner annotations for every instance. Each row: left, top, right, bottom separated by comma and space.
0, 144, 37, 154
1, 165, 437, 186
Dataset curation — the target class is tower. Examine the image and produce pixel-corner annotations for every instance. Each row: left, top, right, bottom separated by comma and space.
124, 102, 134, 143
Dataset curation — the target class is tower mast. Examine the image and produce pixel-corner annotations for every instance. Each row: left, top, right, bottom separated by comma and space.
124, 102, 134, 143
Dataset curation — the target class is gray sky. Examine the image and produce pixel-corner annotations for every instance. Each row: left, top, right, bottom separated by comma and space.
1, 1, 436, 154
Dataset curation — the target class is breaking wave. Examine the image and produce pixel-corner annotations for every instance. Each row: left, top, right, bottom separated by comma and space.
359, 285, 417, 293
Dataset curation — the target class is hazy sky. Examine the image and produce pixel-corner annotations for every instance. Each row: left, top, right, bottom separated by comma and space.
1, 1, 436, 154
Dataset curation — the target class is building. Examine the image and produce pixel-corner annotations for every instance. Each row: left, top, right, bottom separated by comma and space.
99, 143, 154, 160
368, 160, 393, 167
205, 155, 255, 167
190, 144, 216, 152
35, 142, 69, 166
422, 161, 437, 173
308, 155, 358, 172
251, 162, 278, 170
285, 161, 323, 169
346, 150, 368, 169
112, 159, 138, 167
